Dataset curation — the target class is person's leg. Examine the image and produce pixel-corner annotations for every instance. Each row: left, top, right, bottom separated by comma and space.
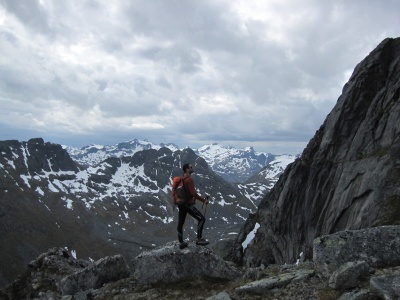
177, 205, 188, 243
186, 205, 206, 240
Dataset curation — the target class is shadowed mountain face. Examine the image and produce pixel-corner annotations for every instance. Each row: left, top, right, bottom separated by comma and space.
231, 37, 400, 266
0, 139, 255, 287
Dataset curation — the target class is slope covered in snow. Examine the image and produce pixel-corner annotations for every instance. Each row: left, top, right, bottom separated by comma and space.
66, 140, 297, 205
65, 139, 179, 166
237, 154, 297, 204
195, 143, 273, 183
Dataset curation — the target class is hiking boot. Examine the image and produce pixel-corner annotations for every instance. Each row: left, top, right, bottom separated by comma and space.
179, 241, 188, 249
196, 238, 209, 246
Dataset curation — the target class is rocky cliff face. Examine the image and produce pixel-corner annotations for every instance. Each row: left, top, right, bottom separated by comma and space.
231, 37, 400, 266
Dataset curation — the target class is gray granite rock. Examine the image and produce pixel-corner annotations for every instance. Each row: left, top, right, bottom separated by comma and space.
131, 241, 240, 286
206, 291, 232, 300
235, 269, 314, 295
329, 261, 371, 289
59, 254, 129, 296
314, 226, 400, 278
338, 289, 380, 300
370, 274, 400, 300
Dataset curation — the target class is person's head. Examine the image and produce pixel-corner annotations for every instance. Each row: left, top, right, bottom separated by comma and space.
182, 163, 193, 174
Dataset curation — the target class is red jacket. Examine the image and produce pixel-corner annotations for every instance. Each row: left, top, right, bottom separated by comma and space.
182, 175, 207, 204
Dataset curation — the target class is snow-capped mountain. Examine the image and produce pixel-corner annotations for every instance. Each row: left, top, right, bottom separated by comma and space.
65, 139, 297, 205
66, 139, 290, 183
195, 143, 273, 183
195, 143, 297, 203
238, 154, 297, 203
65, 139, 179, 166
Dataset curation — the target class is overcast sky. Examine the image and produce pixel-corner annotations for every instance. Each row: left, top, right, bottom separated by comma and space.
1, 1, 399, 154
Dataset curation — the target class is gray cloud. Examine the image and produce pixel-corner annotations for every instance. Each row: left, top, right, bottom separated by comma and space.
1, 0, 51, 35
0, 0, 399, 154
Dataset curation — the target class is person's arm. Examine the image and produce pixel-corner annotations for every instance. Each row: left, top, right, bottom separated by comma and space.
186, 177, 209, 204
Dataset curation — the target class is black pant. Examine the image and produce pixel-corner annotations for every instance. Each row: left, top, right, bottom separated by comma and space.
177, 204, 205, 243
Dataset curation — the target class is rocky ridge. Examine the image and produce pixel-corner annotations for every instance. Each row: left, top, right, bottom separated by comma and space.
2, 226, 400, 299
231, 37, 400, 267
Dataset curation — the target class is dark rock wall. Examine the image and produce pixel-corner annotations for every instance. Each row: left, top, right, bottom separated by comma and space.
232, 37, 400, 266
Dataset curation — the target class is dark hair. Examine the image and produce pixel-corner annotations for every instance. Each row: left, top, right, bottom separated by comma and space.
182, 163, 190, 173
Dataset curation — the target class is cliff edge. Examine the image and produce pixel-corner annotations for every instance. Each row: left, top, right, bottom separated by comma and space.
232, 37, 400, 266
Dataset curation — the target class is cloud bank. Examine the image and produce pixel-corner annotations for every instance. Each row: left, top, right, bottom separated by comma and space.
1, 0, 399, 154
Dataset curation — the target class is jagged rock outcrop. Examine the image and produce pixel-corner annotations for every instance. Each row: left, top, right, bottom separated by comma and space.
59, 254, 130, 296
0, 243, 241, 299
131, 241, 240, 285
4, 227, 400, 299
231, 37, 400, 266
0, 247, 129, 299
0, 247, 91, 299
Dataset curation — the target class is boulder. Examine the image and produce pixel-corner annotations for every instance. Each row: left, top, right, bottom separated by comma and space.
235, 269, 314, 295
59, 254, 130, 296
209, 237, 236, 261
370, 274, 400, 299
313, 226, 400, 278
206, 291, 232, 300
338, 289, 380, 300
329, 261, 371, 289
131, 241, 240, 285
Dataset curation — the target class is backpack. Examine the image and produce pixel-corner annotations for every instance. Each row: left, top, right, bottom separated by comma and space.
172, 176, 190, 206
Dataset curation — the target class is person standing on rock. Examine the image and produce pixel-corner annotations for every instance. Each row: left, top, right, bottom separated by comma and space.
176, 163, 210, 249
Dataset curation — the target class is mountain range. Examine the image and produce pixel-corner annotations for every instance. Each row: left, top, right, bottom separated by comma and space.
66, 140, 296, 201
0, 138, 294, 287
